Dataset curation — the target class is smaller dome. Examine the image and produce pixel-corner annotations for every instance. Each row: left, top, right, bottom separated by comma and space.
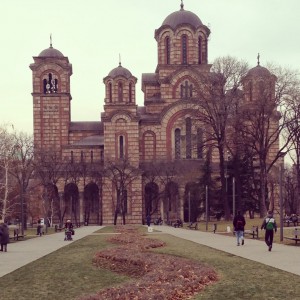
39, 46, 64, 58
108, 64, 132, 79
246, 65, 271, 77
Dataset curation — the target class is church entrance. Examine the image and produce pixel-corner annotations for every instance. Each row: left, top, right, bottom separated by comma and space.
84, 182, 102, 225
63, 183, 80, 225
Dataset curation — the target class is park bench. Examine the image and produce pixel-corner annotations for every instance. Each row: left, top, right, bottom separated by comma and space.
54, 225, 63, 232
283, 218, 300, 227
10, 228, 25, 241
284, 228, 300, 244
187, 222, 198, 230
173, 219, 183, 228
244, 226, 259, 239
154, 218, 163, 225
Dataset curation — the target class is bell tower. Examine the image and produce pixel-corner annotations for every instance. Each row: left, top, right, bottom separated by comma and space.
30, 41, 73, 153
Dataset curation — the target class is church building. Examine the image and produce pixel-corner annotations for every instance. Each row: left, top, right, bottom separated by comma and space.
29, 2, 280, 225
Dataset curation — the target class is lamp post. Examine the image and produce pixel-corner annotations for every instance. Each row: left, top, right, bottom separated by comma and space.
188, 190, 191, 224
232, 176, 236, 218
14, 144, 25, 236
278, 151, 286, 242
279, 165, 284, 242
225, 151, 229, 193
205, 185, 208, 231
20, 183, 24, 236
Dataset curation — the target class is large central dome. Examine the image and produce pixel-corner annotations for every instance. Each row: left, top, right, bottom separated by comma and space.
161, 2, 203, 29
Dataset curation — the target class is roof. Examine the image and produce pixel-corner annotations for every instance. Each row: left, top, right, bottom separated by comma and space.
161, 4, 203, 29
69, 121, 103, 132
107, 64, 132, 79
246, 65, 272, 77
39, 46, 64, 58
142, 73, 159, 84
72, 135, 104, 146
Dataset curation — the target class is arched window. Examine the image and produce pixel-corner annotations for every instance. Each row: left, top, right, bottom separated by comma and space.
109, 83, 112, 102
90, 151, 93, 163
118, 82, 123, 102
165, 37, 170, 64
249, 82, 253, 102
197, 128, 203, 159
175, 129, 181, 159
43, 73, 58, 94
81, 151, 84, 162
71, 151, 74, 164
180, 80, 193, 99
181, 35, 188, 64
186, 118, 192, 159
119, 136, 124, 159
203, 38, 208, 63
198, 36, 202, 64
129, 83, 132, 103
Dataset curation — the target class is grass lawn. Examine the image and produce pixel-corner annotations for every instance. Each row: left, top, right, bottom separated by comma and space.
1, 224, 300, 300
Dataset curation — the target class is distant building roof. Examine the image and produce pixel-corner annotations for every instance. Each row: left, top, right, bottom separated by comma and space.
69, 121, 103, 132
72, 135, 104, 146
142, 73, 159, 84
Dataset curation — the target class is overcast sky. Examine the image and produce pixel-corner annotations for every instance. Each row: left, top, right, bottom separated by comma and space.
1, 0, 299, 134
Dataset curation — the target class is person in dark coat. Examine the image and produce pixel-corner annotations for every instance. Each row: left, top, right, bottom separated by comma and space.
0, 222, 10, 252
146, 214, 151, 227
233, 211, 246, 246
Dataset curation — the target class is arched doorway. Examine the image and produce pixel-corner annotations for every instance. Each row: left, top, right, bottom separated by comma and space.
63, 183, 79, 225
164, 181, 179, 223
42, 183, 60, 226
144, 182, 159, 219
84, 182, 101, 225
184, 182, 203, 223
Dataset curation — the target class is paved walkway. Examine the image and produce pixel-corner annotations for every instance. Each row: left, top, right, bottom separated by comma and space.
0, 225, 299, 278
0, 226, 101, 278
156, 226, 300, 276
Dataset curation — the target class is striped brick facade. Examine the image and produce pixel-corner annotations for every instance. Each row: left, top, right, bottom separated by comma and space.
30, 4, 280, 225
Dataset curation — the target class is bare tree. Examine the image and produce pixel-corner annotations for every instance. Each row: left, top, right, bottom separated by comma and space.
104, 158, 140, 225
279, 67, 300, 213
142, 160, 184, 223
0, 124, 16, 221
10, 131, 34, 234
33, 149, 63, 227
193, 56, 249, 220
236, 65, 295, 216
283, 167, 298, 215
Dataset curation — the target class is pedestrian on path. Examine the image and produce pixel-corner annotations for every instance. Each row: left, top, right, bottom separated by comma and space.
37, 219, 43, 236
261, 210, 277, 251
0, 221, 9, 252
146, 214, 151, 227
233, 210, 246, 246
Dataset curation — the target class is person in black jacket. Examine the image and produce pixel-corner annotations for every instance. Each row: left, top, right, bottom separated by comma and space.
233, 211, 246, 246
0, 222, 10, 252
261, 211, 277, 251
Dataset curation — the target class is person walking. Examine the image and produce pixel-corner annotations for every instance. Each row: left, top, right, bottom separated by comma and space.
261, 210, 277, 251
233, 210, 246, 246
146, 214, 151, 227
0, 221, 10, 252
37, 219, 43, 236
